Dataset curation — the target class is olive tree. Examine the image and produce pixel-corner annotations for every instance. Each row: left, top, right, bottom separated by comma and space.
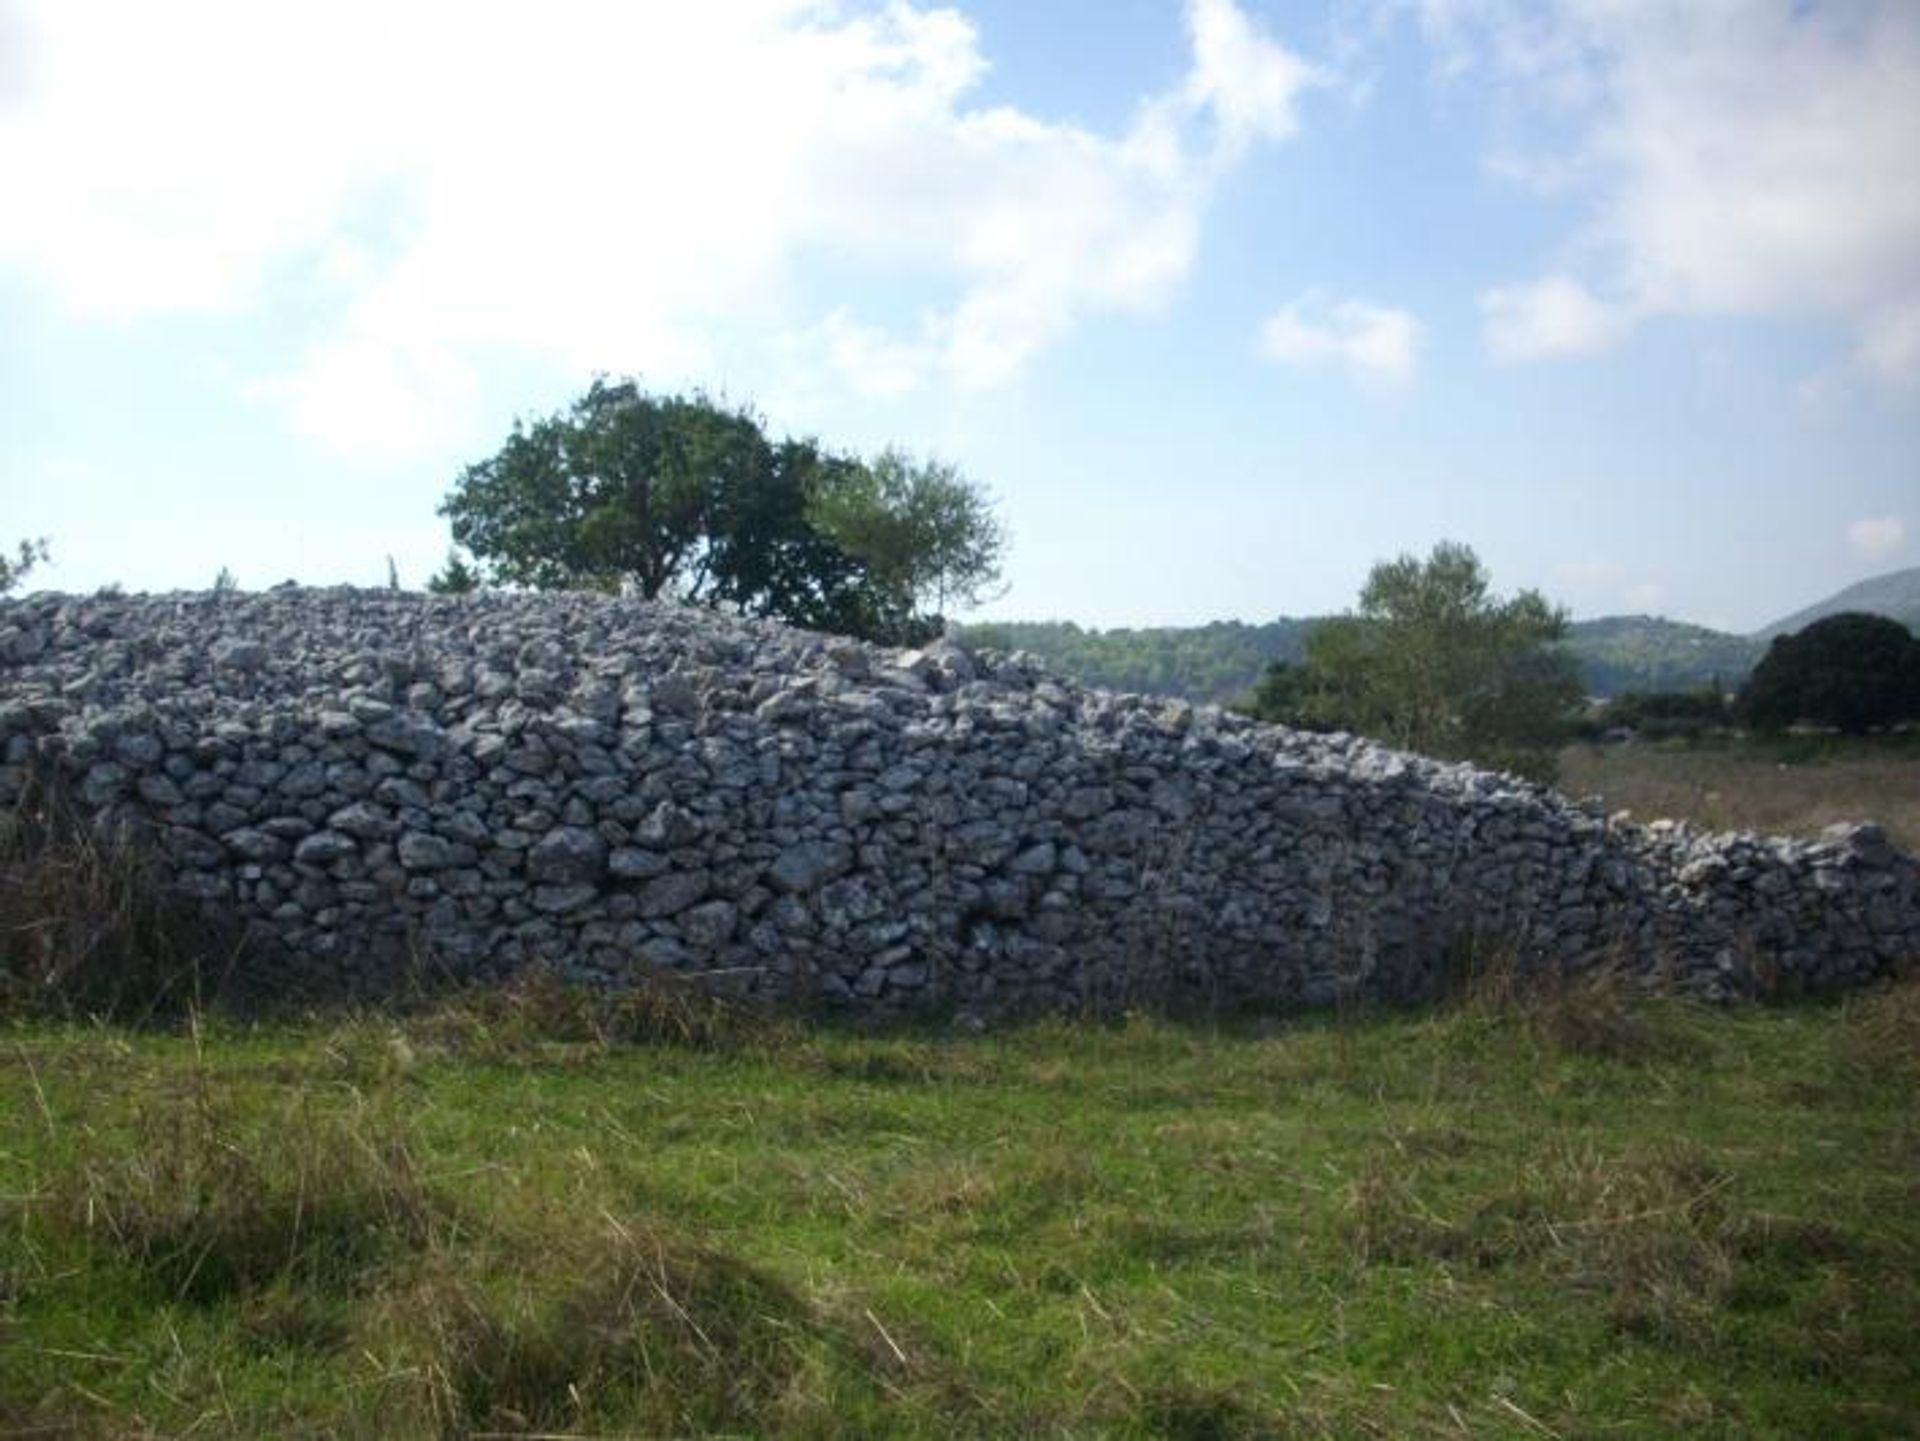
437, 379, 1004, 643
1247, 541, 1582, 780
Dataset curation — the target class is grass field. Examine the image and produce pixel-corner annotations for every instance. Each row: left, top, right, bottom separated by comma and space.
3, 976, 1916, 1438
1558, 735, 1920, 851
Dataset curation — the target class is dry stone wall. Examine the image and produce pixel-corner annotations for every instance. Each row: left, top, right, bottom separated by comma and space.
1, 588, 1914, 1011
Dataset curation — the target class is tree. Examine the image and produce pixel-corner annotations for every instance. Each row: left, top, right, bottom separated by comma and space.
427, 550, 482, 594
808, 449, 1006, 621
438, 379, 1003, 643
1600, 687, 1732, 741
1739, 612, 1920, 734
0, 538, 49, 594
1244, 541, 1583, 780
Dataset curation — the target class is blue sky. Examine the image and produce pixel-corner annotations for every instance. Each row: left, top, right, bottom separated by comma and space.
2, 0, 1915, 632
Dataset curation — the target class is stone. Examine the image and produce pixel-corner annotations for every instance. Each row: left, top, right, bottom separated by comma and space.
221, 827, 288, 863
328, 801, 396, 839
293, 830, 359, 866
1008, 841, 1057, 876
768, 840, 852, 894
531, 883, 599, 914
397, 831, 455, 870
0, 585, 1911, 1015
609, 847, 671, 880
682, 898, 739, 947
635, 801, 702, 848
211, 637, 268, 671
527, 826, 607, 885
136, 773, 185, 806
638, 869, 711, 919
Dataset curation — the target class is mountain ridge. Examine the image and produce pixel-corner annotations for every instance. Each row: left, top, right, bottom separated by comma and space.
1753, 564, 1920, 640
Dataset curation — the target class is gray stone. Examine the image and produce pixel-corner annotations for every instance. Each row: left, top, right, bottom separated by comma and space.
768, 840, 852, 894
293, 830, 358, 866
527, 826, 607, 885
328, 801, 396, 839
609, 847, 671, 880
222, 827, 287, 863
531, 883, 599, 914
638, 869, 711, 919
1008, 841, 1057, 876
639, 935, 694, 969
682, 898, 738, 947
79, 762, 128, 806
397, 831, 455, 870
211, 637, 268, 671
635, 801, 702, 848
137, 772, 185, 806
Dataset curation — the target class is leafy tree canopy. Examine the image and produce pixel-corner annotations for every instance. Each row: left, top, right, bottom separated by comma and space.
1738, 611, 1920, 735
437, 379, 1003, 643
1243, 540, 1583, 780
426, 550, 482, 595
0, 538, 49, 595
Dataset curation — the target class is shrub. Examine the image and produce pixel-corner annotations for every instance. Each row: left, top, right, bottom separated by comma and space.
1739, 612, 1920, 735
1604, 687, 1734, 741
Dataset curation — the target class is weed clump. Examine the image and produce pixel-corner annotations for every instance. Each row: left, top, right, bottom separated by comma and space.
1843, 973, 1920, 1082
370, 1218, 824, 1437
400, 965, 794, 1062
45, 1078, 449, 1304
1442, 937, 1714, 1065
0, 770, 253, 1023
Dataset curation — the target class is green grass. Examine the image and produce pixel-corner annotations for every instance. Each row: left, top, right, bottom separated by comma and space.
3, 977, 1917, 1438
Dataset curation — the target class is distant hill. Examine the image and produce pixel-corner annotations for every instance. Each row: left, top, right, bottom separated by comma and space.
963, 615, 1755, 701
1754, 565, 1920, 640
962, 565, 1920, 704
1562, 616, 1761, 696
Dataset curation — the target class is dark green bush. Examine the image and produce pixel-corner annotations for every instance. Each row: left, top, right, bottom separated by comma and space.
1740, 612, 1920, 734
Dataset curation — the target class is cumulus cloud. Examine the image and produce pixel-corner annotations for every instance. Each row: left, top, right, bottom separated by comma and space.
1437, 0, 1920, 378
0, 0, 1323, 453
1847, 515, 1906, 562
1480, 274, 1633, 360
1258, 290, 1423, 386
815, 310, 935, 400
1184, 0, 1322, 152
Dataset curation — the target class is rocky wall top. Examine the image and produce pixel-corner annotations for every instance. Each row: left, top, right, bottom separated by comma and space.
0, 587, 1913, 1010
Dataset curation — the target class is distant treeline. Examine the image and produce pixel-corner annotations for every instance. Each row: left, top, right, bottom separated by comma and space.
962, 615, 1765, 703
961, 619, 1316, 703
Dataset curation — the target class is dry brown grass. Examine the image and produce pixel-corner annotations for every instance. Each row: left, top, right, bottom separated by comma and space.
375, 1221, 821, 1439
42, 1069, 451, 1305
1558, 738, 1920, 849
0, 770, 252, 1022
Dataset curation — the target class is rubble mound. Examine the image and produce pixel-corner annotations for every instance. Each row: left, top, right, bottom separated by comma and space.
1, 587, 1913, 1010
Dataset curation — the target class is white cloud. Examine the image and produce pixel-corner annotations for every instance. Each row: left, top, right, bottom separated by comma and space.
1847, 515, 1906, 562
816, 310, 935, 399
1184, 0, 1323, 153
0, 0, 1323, 454
1258, 290, 1423, 386
1436, 1, 1920, 375
1480, 274, 1634, 360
